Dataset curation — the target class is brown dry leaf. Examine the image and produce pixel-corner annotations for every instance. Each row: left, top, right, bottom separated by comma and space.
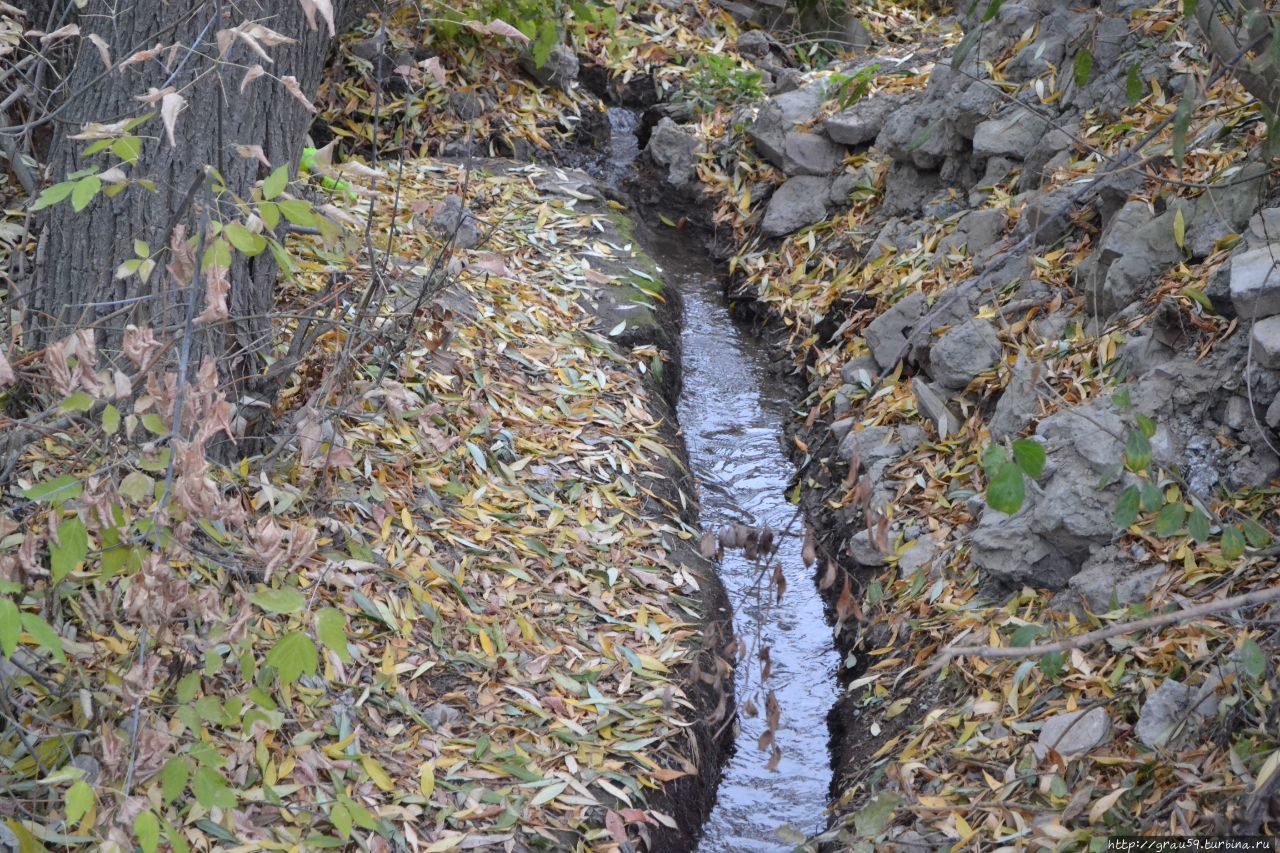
159, 91, 185, 146
281, 75, 318, 112
241, 63, 266, 93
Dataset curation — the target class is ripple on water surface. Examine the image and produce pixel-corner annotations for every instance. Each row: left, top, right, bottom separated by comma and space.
653, 239, 839, 852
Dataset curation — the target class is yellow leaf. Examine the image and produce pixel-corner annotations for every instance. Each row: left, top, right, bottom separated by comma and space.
419, 761, 436, 798
478, 630, 495, 658
955, 813, 973, 838
362, 755, 395, 791
1173, 208, 1185, 249
1088, 787, 1129, 824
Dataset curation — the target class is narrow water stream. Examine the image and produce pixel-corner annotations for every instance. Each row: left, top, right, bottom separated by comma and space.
595, 107, 839, 850
653, 233, 840, 851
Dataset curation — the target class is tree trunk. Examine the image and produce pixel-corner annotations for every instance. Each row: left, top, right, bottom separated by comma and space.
18, 0, 354, 450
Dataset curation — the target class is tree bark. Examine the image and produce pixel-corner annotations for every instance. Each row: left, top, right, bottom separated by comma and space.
17, 0, 354, 449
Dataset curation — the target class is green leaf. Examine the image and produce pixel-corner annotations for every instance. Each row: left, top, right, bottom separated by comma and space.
1123, 429, 1152, 471
192, 767, 238, 809
119, 471, 155, 504
1126, 65, 1144, 105
50, 516, 88, 582
981, 444, 1009, 475
1243, 518, 1273, 548
225, 222, 267, 256
66, 780, 94, 824
277, 199, 318, 228
1173, 208, 1186, 250
102, 404, 121, 436
20, 612, 66, 662
1141, 480, 1163, 513
1135, 413, 1157, 438
161, 757, 189, 805
1039, 650, 1064, 680
853, 792, 903, 837
1241, 637, 1266, 679
134, 810, 160, 853
22, 474, 83, 505
263, 165, 289, 200
1182, 285, 1215, 313
71, 175, 102, 212
202, 237, 233, 270
316, 608, 351, 663
1154, 502, 1186, 537
1011, 623, 1042, 646
986, 462, 1026, 515
140, 413, 169, 436
251, 586, 307, 614
1221, 525, 1247, 560
330, 802, 352, 839
1189, 508, 1212, 543
1114, 485, 1140, 529
951, 27, 982, 69
0, 599, 18, 658
113, 135, 142, 163
30, 180, 76, 211
981, 0, 1004, 21
1011, 439, 1046, 479
1073, 47, 1093, 88
1183, 0, 1198, 15
266, 632, 318, 685
60, 391, 96, 413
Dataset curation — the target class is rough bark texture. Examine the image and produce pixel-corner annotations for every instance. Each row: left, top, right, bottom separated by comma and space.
21, 0, 353, 442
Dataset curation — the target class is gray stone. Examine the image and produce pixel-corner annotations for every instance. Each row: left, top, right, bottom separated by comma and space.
929, 319, 1002, 390
1230, 246, 1280, 319
1067, 546, 1163, 612
990, 354, 1040, 439
828, 171, 858, 204
520, 43, 578, 90
748, 84, 829, 169
782, 130, 845, 175
874, 103, 960, 170
840, 355, 877, 385
645, 118, 700, 190
881, 162, 942, 217
823, 95, 901, 146
1252, 315, 1280, 369
973, 108, 1050, 160
912, 377, 959, 439
1019, 127, 1076, 192
1018, 191, 1073, 247
1135, 679, 1198, 749
1035, 707, 1112, 758
830, 417, 854, 443
838, 424, 901, 466
848, 529, 888, 567
736, 29, 773, 59
971, 510, 1075, 590
449, 91, 485, 121
833, 384, 855, 418
864, 291, 927, 370
760, 175, 832, 237
1007, 33, 1066, 82
1225, 395, 1252, 431
1249, 207, 1280, 242
1267, 394, 1280, 429
1081, 201, 1186, 316
430, 195, 479, 249
898, 536, 939, 579
938, 208, 1008, 257
1188, 161, 1268, 257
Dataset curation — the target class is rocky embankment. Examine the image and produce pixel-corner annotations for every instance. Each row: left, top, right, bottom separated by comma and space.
631, 0, 1280, 845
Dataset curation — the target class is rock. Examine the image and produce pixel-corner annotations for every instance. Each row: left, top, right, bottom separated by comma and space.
1066, 545, 1163, 612
875, 105, 959, 170
748, 84, 829, 169
833, 384, 855, 418
971, 510, 1075, 589
430, 195, 479, 249
520, 43, 578, 90
828, 171, 858, 204
1249, 207, 1280, 241
449, 91, 485, 121
1188, 161, 1268, 257
1252, 316, 1280, 369
736, 29, 773, 59
838, 424, 901, 466
929, 319, 1002, 390
990, 354, 1040, 439
645, 118, 701, 191
1019, 127, 1076, 191
830, 417, 854, 443
840, 355, 877, 385
1082, 201, 1186, 316
1035, 707, 1112, 758
898, 536, 939, 579
823, 94, 901, 146
848, 530, 888, 566
1135, 679, 1198, 748
881, 162, 942, 217
951, 80, 1001, 139
912, 377, 959, 438
1267, 394, 1280, 430
1225, 395, 1252, 431
1018, 191, 1073, 247
972, 108, 1050, 160
938, 208, 1008, 257
1230, 246, 1280, 319
782, 130, 845, 175
864, 291, 927, 369
1007, 33, 1066, 81
760, 175, 832, 236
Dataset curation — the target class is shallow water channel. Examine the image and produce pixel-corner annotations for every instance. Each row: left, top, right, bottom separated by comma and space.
595, 106, 839, 849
